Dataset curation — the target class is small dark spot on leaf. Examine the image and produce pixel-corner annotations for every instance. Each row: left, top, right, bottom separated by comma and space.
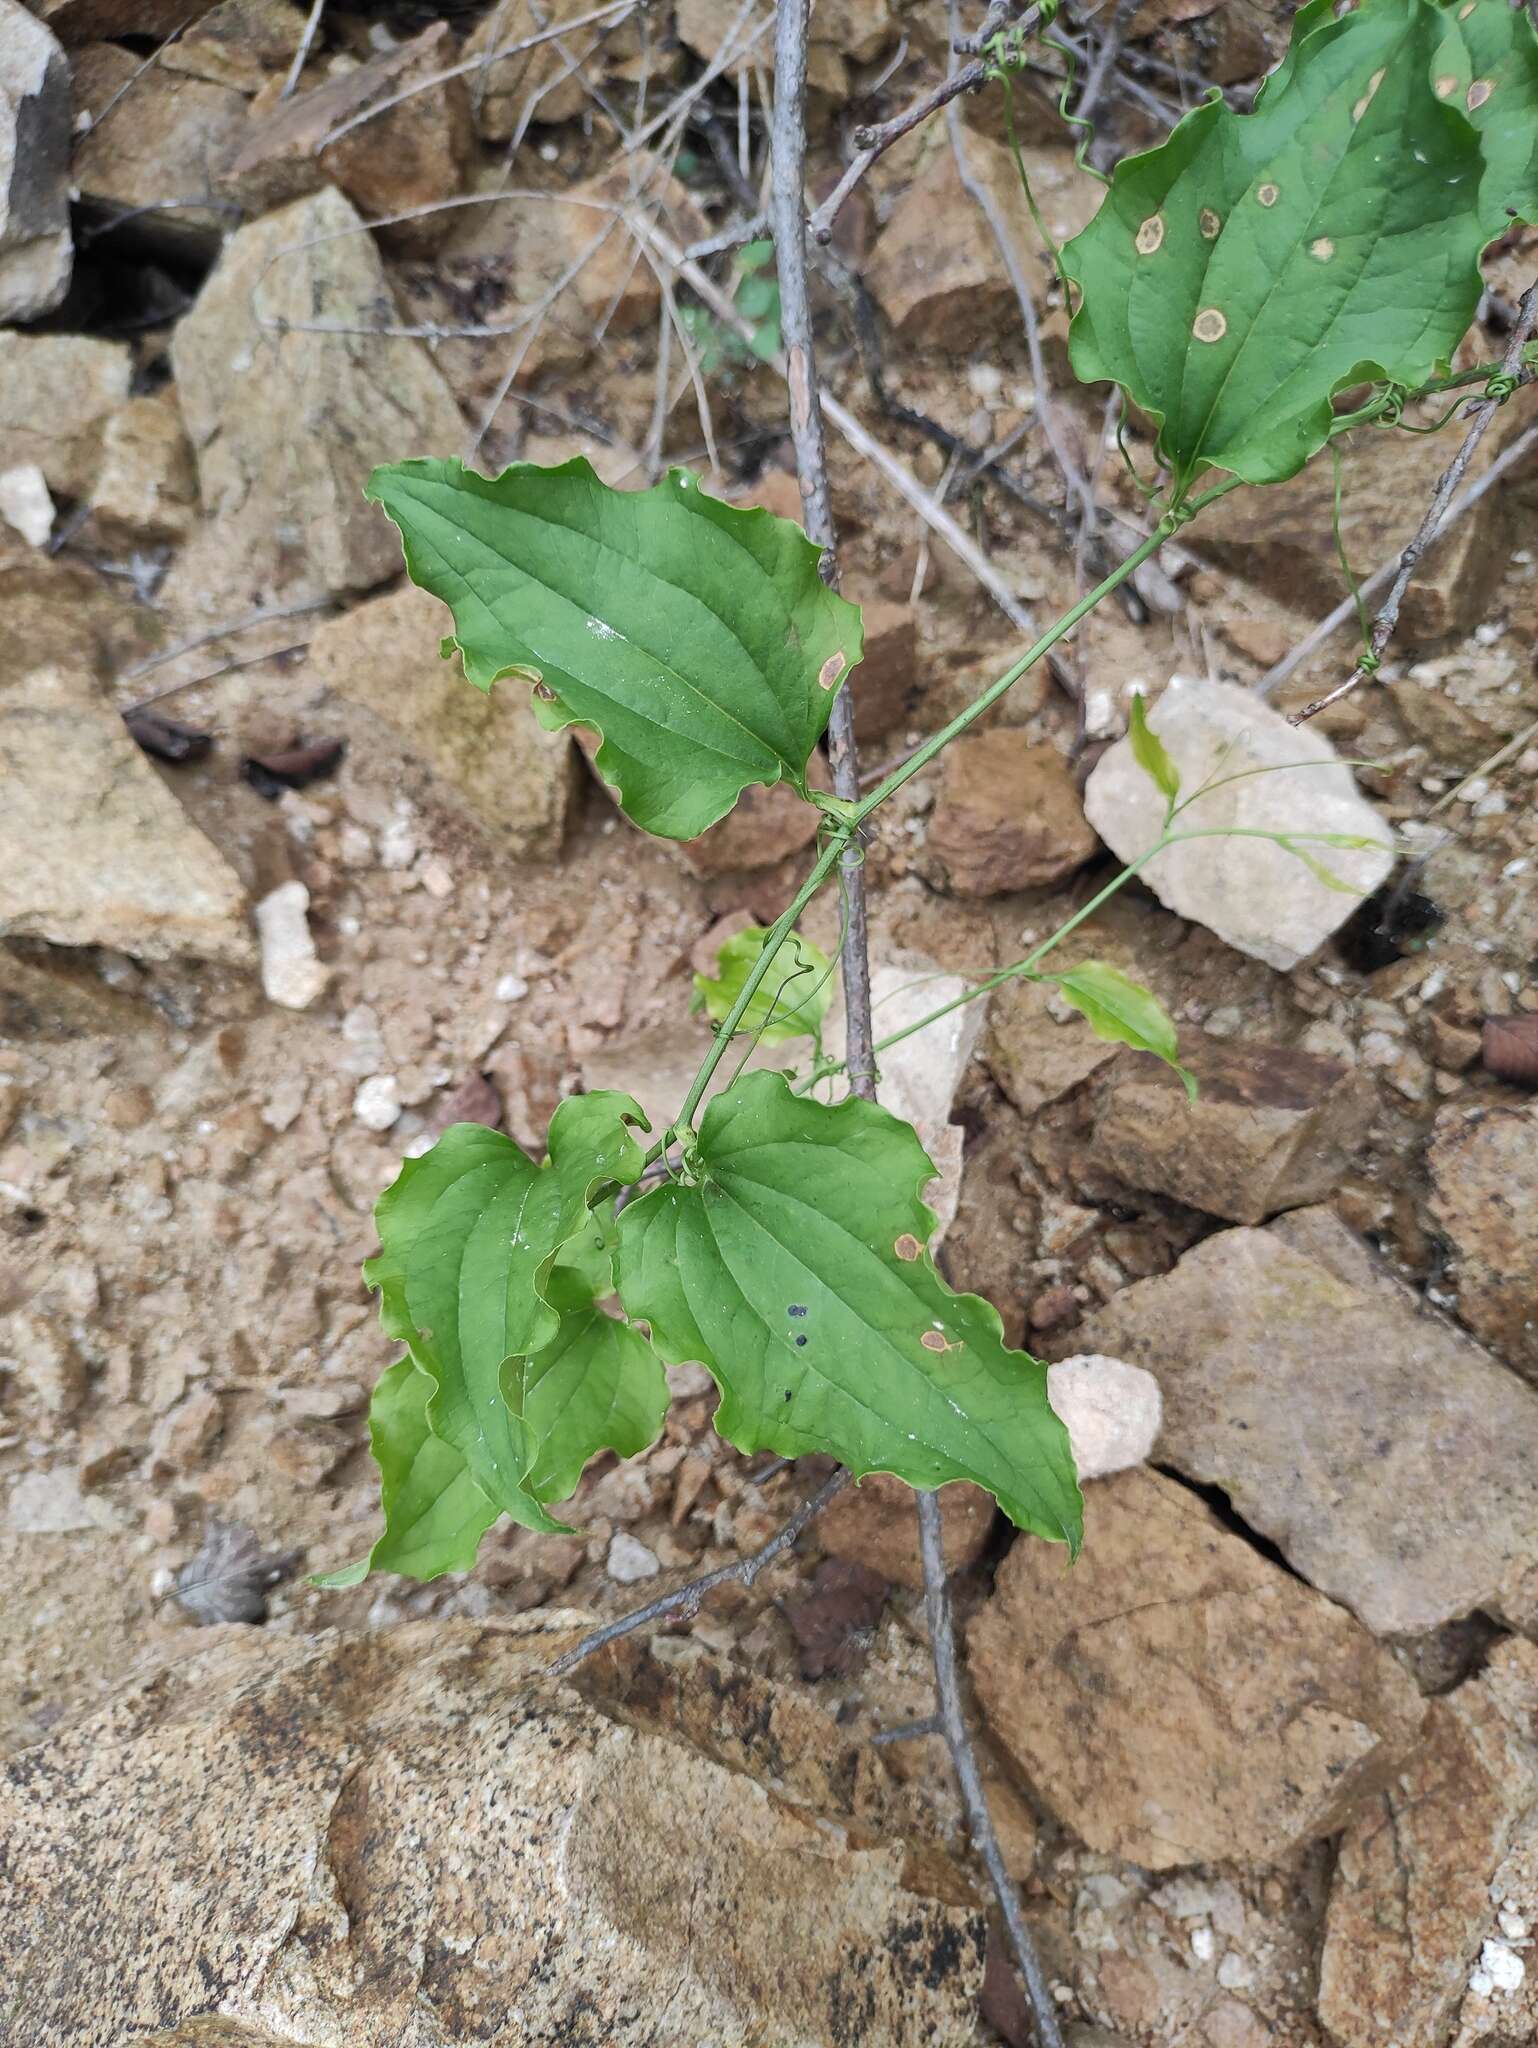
795, 1334, 808, 1347
787, 1304, 808, 1318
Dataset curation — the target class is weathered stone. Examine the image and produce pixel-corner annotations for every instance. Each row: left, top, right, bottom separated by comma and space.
677, 0, 893, 94
0, 333, 130, 499
0, 1618, 988, 2044
1083, 1039, 1377, 1224
671, 770, 825, 874
1083, 675, 1394, 969
171, 187, 464, 600
161, 0, 311, 92
86, 392, 197, 546
986, 972, 1124, 1114
72, 41, 248, 250
1396, 641, 1538, 770
1448, 1804, 1538, 2044
552, 155, 708, 333
1429, 1101, 1538, 1383
1046, 1353, 1162, 1479
850, 597, 919, 740
868, 131, 1099, 349
0, 0, 70, 321
1206, 413, 1514, 654
0, 662, 251, 964
819, 1473, 993, 1591
0, 460, 51, 545
309, 583, 576, 858
1319, 1638, 1538, 2048
220, 23, 474, 247
466, 0, 648, 135
968, 1468, 1424, 1870
1076, 1212, 1538, 1637
926, 730, 1098, 895
254, 879, 327, 1010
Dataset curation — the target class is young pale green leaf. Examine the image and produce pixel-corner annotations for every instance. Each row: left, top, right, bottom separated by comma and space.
691, 926, 834, 1045
617, 1072, 1082, 1547
519, 1260, 670, 1505
1041, 960, 1196, 1101
366, 457, 863, 842
1128, 692, 1180, 812
364, 1093, 648, 1524
316, 1358, 501, 1586
1062, 0, 1510, 486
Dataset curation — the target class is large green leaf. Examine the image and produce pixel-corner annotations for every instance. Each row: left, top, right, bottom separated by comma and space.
1431, 0, 1538, 221
318, 1358, 500, 1585
691, 925, 834, 1045
520, 1258, 670, 1505
366, 457, 863, 842
1061, 0, 1514, 486
364, 1093, 648, 1523
1041, 960, 1196, 1101
616, 1072, 1082, 1546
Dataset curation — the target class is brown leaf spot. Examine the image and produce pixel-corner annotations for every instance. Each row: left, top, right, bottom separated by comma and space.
1352, 68, 1384, 121
1135, 213, 1165, 256
1309, 237, 1335, 262
920, 1330, 950, 1353
1199, 207, 1222, 239
893, 1233, 923, 1262
533, 681, 557, 702
1192, 308, 1228, 344
1435, 73, 1460, 98
818, 650, 848, 690
1468, 77, 1494, 110
1257, 182, 1280, 208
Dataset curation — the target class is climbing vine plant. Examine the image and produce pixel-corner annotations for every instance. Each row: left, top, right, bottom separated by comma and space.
328, 0, 1538, 1585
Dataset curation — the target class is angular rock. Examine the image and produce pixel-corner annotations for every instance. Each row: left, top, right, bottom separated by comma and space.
26, 0, 206, 39
1429, 1101, 1538, 1383
0, 333, 130, 499
0, 1618, 986, 2044
1076, 1211, 1538, 1637
1083, 1039, 1377, 1224
1397, 640, 1538, 771
986, 972, 1125, 1114
868, 131, 1100, 350
819, 1472, 994, 1591
671, 769, 826, 875
72, 41, 248, 251
1083, 675, 1394, 969
171, 187, 464, 600
309, 583, 576, 858
220, 23, 474, 246
1319, 1638, 1538, 2048
1046, 1353, 1162, 1479
849, 597, 918, 740
466, 0, 652, 133
161, 0, 311, 92
0, 460, 51, 546
926, 729, 1098, 896
675, 0, 894, 97
967, 1468, 1425, 1870
0, 662, 250, 964
0, 0, 71, 321
86, 392, 197, 547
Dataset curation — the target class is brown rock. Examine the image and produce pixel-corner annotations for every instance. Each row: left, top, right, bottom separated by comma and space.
26, 0, 207, 41
220, 23, 474, 248
466, 0, 648, 135
1319, 1638, 1538, 2048
671, 765, 828, 876
786, 1558, 890, 1678
1483, 1013, 1538, 1086
0, 0, 71, 322
151, 1386, 223, 1471
1083, 1040, 1377, 1224
850, 598, 919, 741
868, 131, 1100, 350
170, 186, 464, 601
309, 583, 577, 858
1429, 1102, 1538, 1382
554, 156, 708, 333
86, 393, 197, 547
0, 662, 251, 964
967, 1468, 1425, 1870
0, 1619, 987, 2044
161, 0, 311, 92
926, 730, 1097, 896
1076, 1213, 1538, 1638
675, 0, 894, 96
73, 41, 248, 251
819, 1472, 994, 1591
0, 333, 130, 500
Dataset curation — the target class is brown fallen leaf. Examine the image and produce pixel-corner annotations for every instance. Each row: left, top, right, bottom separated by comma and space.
123, 709, 214, 762
241, 736, 345, 797
172, 1519, 301, 1625
784, 1557, 888, 1679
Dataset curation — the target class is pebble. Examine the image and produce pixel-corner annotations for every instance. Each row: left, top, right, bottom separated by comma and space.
606, 1531, 661, 1583
1474, 1938, 1525, 1995
495, 973, 530, 1002
353, 1075, 402, 1132
1047, 1354, 1162, 1480
0, 461, 54, 547
254, 881, 328, 1012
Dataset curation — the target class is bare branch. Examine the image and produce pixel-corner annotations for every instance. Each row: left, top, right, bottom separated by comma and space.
1074, 0, 1144, 130
808, 6, 1047, 246
545, 1466, 852, 1677
280, 0, 326, 99
1291, 283, 1538, 725
918, 1491, 1066, 2048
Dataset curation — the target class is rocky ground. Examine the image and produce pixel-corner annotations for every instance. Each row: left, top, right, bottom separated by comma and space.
3, 2, 1538, 2045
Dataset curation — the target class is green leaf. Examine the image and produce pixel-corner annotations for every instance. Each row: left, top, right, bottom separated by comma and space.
364, 1094, 648, 1524
1041, 960, 1196, 1101
366, 458, 863, 842
617, 1072, 1082, 1547
691, 926, 834, 1045
1432, 0, 1538, 226
1061, 0, 1504, 486
520, 1257, 670, 1505
1128, 692, 1180, 811
1281, 839, 1371, 894
318, 1358, 500, 1585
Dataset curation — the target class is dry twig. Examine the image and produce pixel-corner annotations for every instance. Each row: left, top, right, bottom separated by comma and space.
1292, 282, 1538, 724
280, 0, 326, 99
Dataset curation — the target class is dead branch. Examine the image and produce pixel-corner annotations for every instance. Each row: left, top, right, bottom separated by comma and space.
1291, 283, 1538, 724
280, 0, 326, 99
